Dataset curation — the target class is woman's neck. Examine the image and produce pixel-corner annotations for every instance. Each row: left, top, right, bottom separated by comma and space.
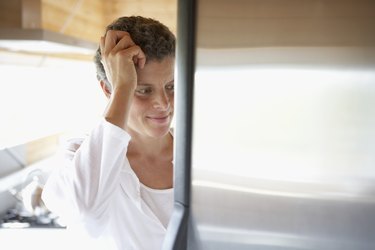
127, 130, 173, 159
126, 129, 174, 189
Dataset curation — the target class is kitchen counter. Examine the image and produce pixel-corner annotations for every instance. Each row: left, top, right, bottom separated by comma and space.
0, 227, 115, 250
0, 228, 71, 250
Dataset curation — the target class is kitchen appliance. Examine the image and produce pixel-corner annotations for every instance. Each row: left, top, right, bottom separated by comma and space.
0, 0, 96, 54
164, 0, 375, 249
1, 170, 65, 229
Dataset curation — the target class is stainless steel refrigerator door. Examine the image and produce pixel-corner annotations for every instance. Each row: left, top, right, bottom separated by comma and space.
189, 0, 375, 249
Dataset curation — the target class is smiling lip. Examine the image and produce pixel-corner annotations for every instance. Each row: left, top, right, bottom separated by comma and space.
147, 115, 170, 124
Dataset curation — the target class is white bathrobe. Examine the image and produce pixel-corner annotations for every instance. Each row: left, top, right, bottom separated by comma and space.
42, 119, 174, 250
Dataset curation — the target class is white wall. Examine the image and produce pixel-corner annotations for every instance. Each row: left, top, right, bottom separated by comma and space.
0, 52, 107, 215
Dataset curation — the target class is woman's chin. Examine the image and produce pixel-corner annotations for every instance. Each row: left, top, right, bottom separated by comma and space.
145, 118, 172, 138
147, 127, 172, 138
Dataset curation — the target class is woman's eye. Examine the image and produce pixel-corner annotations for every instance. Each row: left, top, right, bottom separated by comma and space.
166, 84, 174, 91
136, 88, 152, 95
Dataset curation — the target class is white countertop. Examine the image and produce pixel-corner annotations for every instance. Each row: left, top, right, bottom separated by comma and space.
0, 228, 72, 250
0, 228, 113, 250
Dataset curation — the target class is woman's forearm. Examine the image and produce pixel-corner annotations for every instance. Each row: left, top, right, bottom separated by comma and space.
103, 86, 134, 131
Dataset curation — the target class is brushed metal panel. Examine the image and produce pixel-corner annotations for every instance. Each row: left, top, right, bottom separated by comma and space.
190, 0, 375, 249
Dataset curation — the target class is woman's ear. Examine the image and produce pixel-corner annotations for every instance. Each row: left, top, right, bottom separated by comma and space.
100, 80, 112, 98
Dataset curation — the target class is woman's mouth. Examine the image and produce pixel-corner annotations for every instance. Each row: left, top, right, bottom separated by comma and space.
146, 115, 170, 125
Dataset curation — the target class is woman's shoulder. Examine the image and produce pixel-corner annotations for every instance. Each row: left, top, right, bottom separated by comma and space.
58, 135, 87, 161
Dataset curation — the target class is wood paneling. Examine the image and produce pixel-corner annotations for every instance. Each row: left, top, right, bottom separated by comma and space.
42, 0, 106, 42
104, 0, 177, 33
25, 134, 60, 165
0, 0, 176, 60
197, 0, 375, 48
0, 0, 23, 28
40, 0, 176, 43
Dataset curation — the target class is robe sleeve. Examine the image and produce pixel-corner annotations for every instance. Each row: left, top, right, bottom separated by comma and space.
42, 119, 131, 236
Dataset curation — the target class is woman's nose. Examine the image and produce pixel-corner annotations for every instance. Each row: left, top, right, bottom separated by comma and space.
153, 92, 170, 110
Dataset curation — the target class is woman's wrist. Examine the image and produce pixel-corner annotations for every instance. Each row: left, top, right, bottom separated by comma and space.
104, 86, 134, 130
112, 83, 136, 96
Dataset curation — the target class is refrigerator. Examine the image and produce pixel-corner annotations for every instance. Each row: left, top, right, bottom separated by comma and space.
164, 0, 375, 249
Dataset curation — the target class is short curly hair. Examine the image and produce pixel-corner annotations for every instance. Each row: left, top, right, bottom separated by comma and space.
94, 16, 176, 87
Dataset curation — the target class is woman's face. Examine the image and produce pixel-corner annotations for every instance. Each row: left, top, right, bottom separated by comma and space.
127, 56, 175, 138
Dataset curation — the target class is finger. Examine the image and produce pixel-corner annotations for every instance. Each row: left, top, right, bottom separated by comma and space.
133, 57, 138, 66
111, 35, 146, 68
99, 36, 105, 55
103, 30, 131, 55
137, 53, 146, 69
111, 35, 136, 55
99, 36, 108, 76
120, 45, 146, 69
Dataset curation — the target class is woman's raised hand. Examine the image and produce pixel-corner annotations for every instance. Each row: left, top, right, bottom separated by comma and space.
100, 30, 146, 93
100, 30, 146, 130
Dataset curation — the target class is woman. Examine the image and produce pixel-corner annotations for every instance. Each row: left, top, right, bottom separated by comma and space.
42, 16, 176, 250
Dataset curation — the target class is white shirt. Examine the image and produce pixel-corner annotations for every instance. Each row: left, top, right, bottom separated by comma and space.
140, 183, 174, 228
42, 119, 174, 250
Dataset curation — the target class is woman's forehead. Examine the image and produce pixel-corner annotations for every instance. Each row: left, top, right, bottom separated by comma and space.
137, 57, 175, 82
